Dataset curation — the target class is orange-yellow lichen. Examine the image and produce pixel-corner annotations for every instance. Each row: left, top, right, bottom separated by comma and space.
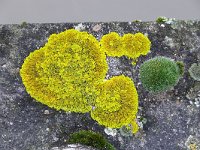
20, 29, 108, 113
20, 29, 141, 133
100, 32, 151, 59
122, 33, 151, 58
130, 119, 139, 134
91, 75, 138, 128
100, 32, 123, 57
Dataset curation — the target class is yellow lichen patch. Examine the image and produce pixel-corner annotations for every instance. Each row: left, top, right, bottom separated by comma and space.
122, 33, 151, 59
20, 29, 141, 131
91, 75, 138, 128
121, 118, 139, 135
130, 119, 139, 134
100, 32, 151, 59
100, 32, 123, 57
132, 33, 151, 56
189, 143, 197, 150
20, 29, 108, 113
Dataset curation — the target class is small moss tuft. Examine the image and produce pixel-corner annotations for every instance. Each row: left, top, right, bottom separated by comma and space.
68, 130, 115, 150
176, 61, 185, 76
132, 20, 142, 23
156, 17, 167, 23
20, 21, 28, 28
139, 56, 183, 93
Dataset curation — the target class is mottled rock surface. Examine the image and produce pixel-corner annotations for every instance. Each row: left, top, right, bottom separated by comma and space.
51, 144, 97, 150
0, 21, 200, 150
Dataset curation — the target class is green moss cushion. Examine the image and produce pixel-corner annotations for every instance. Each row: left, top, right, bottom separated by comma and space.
139, 56, 183, 92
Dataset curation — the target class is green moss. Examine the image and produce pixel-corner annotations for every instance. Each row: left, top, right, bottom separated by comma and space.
156, 17, 176, 24
139, 56, 183, 93
20, 21, 28, 28
176, 61, 185, 76
188, 63, 200, 81
156, 17, 167, 23
132, 20, 142, 23
68, 130, 115, 150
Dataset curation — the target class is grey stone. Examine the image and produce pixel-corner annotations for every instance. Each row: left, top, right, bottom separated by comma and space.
51, 144, 97, 150
0, 20, 200, 150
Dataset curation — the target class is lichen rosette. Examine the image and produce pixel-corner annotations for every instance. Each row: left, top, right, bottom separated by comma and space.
20, 29, 108, 113
91, 75, 138, 128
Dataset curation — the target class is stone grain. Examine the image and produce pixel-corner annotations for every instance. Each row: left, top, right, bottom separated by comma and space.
0, 21, 200, 150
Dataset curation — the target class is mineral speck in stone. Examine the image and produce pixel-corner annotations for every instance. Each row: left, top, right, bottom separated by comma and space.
104, 128, 117, 136
44, 110, 50, 115
92, 24, 102, 32
74, 23, 85, 31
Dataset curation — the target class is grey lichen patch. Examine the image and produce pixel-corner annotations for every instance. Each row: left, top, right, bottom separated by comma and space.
163, 36, 177, 49
189, 63, 200, 81
2, 61, 19, 76
186, 82, 200, 107
119, 126, 133, 137
171, 20, 200, 53
171, 20, 196, 30
187, 34, 200, 53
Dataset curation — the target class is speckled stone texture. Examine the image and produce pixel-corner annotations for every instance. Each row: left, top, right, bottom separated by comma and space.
51, 144, 97, 150
0, 21, 200, 150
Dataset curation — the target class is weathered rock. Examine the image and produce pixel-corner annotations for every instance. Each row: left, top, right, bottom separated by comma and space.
0, 21, 200, 150
51, 144, 97, 150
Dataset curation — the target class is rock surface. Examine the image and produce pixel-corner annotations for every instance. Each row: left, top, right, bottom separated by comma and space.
51, 144, 97, 150
0, 21, 200, 150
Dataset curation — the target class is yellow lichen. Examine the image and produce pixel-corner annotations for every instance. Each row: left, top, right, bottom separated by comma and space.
20, 29, 108, 113
100, 32, 151, 59
100, 32, 123, 57
20, 29, 140, 133
189, 143, 197, 150
91, 75, 138, 128
130, 119, 139, 134
121, 119, 139, 135
122, 33, 151, 58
